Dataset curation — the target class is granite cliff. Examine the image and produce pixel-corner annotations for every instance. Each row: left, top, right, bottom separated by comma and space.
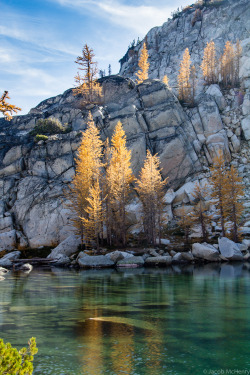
0, 0, 250, 249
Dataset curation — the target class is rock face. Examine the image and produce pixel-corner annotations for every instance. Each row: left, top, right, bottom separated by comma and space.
119, 0, 250, 88
0, 230, 16, 251
0, 0, 249, 248
218, 237, 244, 261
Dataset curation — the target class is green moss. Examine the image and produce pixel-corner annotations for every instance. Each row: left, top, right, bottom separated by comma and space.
35, 134, 48, 142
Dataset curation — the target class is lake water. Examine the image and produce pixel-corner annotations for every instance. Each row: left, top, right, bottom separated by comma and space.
0, 264, 250, 375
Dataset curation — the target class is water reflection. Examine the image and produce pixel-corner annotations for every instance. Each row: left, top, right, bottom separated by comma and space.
0, 263, 250, 374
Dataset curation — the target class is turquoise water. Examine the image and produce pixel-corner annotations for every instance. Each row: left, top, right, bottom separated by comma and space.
0, 264, 250, 375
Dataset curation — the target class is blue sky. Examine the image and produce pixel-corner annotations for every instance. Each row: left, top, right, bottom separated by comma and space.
0, 0, 192, 115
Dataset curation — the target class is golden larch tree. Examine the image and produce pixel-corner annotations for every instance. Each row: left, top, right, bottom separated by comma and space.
65, 112, 103, 247
73, 44, 102, 104
106, 121, 134, 246
223, 165, 244, 242
190, 183, 212, 242
177, 204, 194, 247
135, 150, 168, 245
135, 42, 149, 84
162, 75, 169, 87
82, 179, 104, 250
178, 48, 191, 103
102, 139, 113, 246
209, 150, 228, 237
0, 91, 21, 120
219, 41, 235, 87
200, 40, 217, 84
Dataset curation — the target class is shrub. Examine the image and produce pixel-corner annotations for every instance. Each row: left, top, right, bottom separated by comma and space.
30, 117, 67, 136
0, 337, 38, 375
35, 134, 49, 142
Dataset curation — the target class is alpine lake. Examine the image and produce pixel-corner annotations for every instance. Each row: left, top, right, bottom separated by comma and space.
1, 263, 250, 375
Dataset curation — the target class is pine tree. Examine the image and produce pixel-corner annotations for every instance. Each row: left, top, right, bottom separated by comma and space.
200, 40, 217, 84
82, 179, 104, 250
0, 91, 21, 120
135, 42, 149, 84
178, 48, 191, 103
106, 121, 134, 246
65, 112, 103, 247
190, 183, 212, 241
108, 64, 112, 76
135, 150, 168, 245
162, 75, 169, 87
224, 165, 244, 242
73, 44, 102, 104
0, 337, 37, 375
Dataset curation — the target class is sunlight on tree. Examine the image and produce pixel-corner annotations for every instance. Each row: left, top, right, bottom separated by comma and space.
0, 91, 21, 120
106, 121, 134, 246
135, 42, 149, 84
200, 40, 217, 84
65, 112, 103, 247
178, 48, 191, 103
73, 44, 103, 104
